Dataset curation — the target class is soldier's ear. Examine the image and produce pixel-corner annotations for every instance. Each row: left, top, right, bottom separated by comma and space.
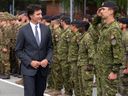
109, 8, 114, 15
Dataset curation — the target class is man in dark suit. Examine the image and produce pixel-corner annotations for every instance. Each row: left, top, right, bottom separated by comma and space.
15, 4, 52, 96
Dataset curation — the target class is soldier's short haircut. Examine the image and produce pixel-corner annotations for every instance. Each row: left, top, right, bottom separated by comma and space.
60, 16, 71, 25
27, 4, 42, 20
42, 15, 52, 23
70, 20, 80, 28
79, 21, 90, 33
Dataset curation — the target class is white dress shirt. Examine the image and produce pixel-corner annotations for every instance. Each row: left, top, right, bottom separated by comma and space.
30, 22, 41, 44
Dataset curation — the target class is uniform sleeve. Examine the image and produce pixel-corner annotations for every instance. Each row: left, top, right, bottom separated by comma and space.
110, 28, 125, 73
86, 33, 95, 71
122, 32, 128, 67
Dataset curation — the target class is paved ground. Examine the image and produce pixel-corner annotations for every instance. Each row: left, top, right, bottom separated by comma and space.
0, 76, 122, 96
0, 77, 23, 96
0, 76, 110, 96
0, 76, 50, 96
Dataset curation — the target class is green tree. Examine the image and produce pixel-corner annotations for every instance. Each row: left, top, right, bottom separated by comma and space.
116, 0, 127, 15
61, 0, 128, 16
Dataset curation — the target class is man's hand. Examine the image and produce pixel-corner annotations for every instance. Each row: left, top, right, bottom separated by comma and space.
97, 8, 102, 16
2, 48, 8, 53
31, 60, 40, 69
123, 68, 128, 74
40, 59, 48, 68
108, 72, 117, 80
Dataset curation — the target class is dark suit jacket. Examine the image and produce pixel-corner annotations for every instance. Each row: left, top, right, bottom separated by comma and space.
15, 23, 53, 76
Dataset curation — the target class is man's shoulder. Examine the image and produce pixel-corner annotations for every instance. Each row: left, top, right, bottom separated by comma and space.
39, 23, 49, 29
107, 21, 121, 34
110, 21, 120, 29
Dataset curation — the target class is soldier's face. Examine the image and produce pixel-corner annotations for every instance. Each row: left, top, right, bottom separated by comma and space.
60, 20, 64, 28
30, 9, 42, 24
100, 7, 113, 19
1, 21, 6, 25
119, 23, 127, 30
70, 25, 74, 31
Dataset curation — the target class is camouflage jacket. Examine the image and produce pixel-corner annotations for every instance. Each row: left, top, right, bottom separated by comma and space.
52, 27, 62, 54
77, 32, 95, 68
57, 27, 74, 61
1, 25, 12, 48
122, 30, 128, 66
67, 31, 80, 62
96, 21, 124, 73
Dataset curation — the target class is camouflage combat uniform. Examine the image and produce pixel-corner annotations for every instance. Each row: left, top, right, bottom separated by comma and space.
0, 25, 3, 74
48, 26, 63, 90
95, 21, 124, 96
9, 23, 21, 75
57, 27, 73, 95
120, 30, 128, 96
1, 23, 12, 77
77, 32, 95, 96
67, 30, 80, 95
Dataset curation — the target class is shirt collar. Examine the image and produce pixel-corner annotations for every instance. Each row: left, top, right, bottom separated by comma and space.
30, 22, 40, 28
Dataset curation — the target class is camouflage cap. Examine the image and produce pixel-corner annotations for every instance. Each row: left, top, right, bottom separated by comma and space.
0, 12, 7, 20
3, 12, 17, 20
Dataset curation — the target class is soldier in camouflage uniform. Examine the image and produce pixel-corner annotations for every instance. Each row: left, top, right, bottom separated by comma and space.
68, 21, 81, 96
94, 2, 124, 96
9, 15, 26, 77
41, 16, 54, 91
118, 18, 128, 96
57, 16, 73, 95
76, 21, 95, 96
0, 13, 6, 76
0, 12, 13, 79
0, 26, 2, 75
47, 17, 63, 93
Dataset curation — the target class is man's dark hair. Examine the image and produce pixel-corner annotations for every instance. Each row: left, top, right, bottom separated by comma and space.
27, 4, 41, 20
60, 16, 71, 25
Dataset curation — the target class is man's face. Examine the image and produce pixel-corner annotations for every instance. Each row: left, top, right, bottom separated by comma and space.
60, 20, 64, 28
100, 7, 113, 19
119, 22, 127, 30
30, 9, 42, 23
70, 25, 75, 31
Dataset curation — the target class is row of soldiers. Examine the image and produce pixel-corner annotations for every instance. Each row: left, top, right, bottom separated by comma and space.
46, 16, 91, 96
44, 1, 128, 96
0, 12, 27, 79
0, 1, 128, 96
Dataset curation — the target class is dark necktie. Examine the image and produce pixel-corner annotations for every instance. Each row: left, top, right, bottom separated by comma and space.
35, 25, 40, 46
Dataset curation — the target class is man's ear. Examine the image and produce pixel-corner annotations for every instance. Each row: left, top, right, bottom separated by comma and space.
109, 8, 114, 15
